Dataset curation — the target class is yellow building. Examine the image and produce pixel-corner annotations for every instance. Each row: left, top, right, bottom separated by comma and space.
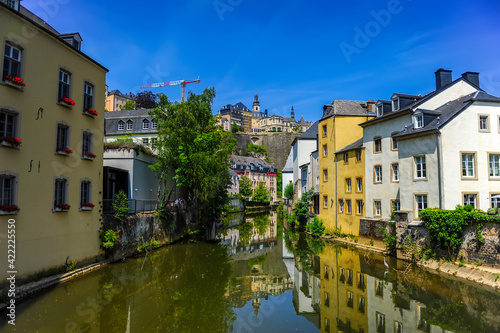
320, 246, 369, 333
335, 138, 366, 235
0, 2, 108, 281
105, 89, 134, 111
318, 100, 374, 231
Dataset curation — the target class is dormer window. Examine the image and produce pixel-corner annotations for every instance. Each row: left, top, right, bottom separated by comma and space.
231, 162, 237, 168
376, 103, 383, 117
59, 33, 83, 51
414, 113, 423, 129
392, 97, 400, 111
6, 0, 20, 11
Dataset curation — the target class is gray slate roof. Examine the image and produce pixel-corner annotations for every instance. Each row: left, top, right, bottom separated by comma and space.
105, 109, 157, 136
105, 109, 153, 118
300, 120, 319, 139
322, 100, 372, 119
336, 138, 363, 154
394, 91, 500, 139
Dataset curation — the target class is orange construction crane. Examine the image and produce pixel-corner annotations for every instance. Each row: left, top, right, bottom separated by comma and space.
140, 78, 201, 102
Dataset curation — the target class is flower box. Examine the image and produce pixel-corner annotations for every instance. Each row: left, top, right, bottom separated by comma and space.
81, 203, 95, 211
0, 205, 20, 215
3, 75, 27, 89
58, 97, 75, 107
0, 136, 22, 149
83, 108, 98, 117
83, 152, 96, 160
55, 203, 70, 212
57, 147, 73, 155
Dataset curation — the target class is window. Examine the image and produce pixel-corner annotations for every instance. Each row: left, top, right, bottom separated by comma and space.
376, 103, 383, 117
58, 70, 70, 99
344, 152, 349, 164
395, 322, 403, 333
356, 200, 363, 215
0, 110, 17, 138
479, 115, 489, 131
356, 150, 361, 162
118, 120, 125, 131
143, 138, 149, 145
376, 313, 386, 333
347, 292, 354, 308
80, 180, 91, 207
6, 0, 20, 10
356, 178, 362, 192
3, 44, 21, 78
338, 199, 344, 213
54, 178, 68, 209
324, 265, 329, 279
489, 154, 500, 178
414, 156, 426, 179
374, 200, 381, 216
374, 166, 382, 183
461, 153, 475, 178
375, 280, 383, 297
358, 296, 365, 313
463, 194, 477, 208
392, 163, 399, 182
126, 120, 133, 130
347, 269, 353, 284
416, 195, 427, 217
325, 292, 330, 307
392, 200, 401, 212
323, 196, 328, 209
392, 98, 399, 111
83, 83, 93, 110
151, 138, 157, 145
0, 174, 15, 206
82, 132, 93, 158
142, 119, 149, 129
339, 267, 345, 283
391, 133, 398, 150
346, 199, 352, 214
374, 137, 382, 153
56, 124, 69, 150
491, 194, 500, 208
322, 125, 327, 136
151, 119, 157, 129
323, 144, 327, 157
414, 113, 423, 128
323, 169, 328, 182
346, 178, 352, 193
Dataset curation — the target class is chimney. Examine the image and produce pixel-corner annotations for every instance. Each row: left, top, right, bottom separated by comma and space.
367, 100, 375, 112
461, 72, 480, 88
435, 68, 452, 90
265, 109, 268, 116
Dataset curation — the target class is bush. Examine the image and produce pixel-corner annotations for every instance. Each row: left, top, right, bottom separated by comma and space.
112, 190, 129, 221
284, 182, 294, 200
305, 216, 325, 237
487, 207, 497, 215
380, 222, 396, 255
100, 229, 120, 250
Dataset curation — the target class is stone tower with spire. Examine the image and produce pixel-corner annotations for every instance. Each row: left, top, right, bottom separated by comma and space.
253, 93, 260, 113
291, 106, 295, 119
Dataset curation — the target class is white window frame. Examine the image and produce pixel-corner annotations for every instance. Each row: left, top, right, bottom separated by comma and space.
323, 144, 327, 157
346, 178, 351, 193
323, 195, 328, 209
414, 112, 423, 129
392, 97, 399, 111
392, 163, 400, 182
338, 199, 344, 213
118, 120, 125, 131
461, 153, 475, 178
83, 83, 93, 110
323, 169, 328, 182
356, 178, 362, 192
489, 154, 500, 178
374, 200, 381, 216
491, 194, 500, 209
374, 166, 382, 183
3, 43, 22, 78
463, 193, 477, 208
126, 120, 133, 131
414, 156, 426, 179
415, 194, 428, 217
58, 70, 71, 99
151, 119, 157, 129
346, 199, 352, 214
344, 152, 348, 164
356, 200, 363, 215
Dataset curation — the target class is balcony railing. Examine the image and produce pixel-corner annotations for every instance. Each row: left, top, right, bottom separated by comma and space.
102, 199, 160, 215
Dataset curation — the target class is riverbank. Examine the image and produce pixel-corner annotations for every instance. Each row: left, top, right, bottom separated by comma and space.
319, 233, 500, 291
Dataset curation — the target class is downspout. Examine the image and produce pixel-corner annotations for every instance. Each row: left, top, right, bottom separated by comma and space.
334, 117, 338, 230
434, 130, 443, 209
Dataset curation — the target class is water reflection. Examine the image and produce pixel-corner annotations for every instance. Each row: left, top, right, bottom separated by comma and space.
2, 216, 500, 332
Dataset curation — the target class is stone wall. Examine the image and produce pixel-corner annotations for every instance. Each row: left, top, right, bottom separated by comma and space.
101, 205, 198, 260
233, 132, 302, 170
359, 218, 390, 238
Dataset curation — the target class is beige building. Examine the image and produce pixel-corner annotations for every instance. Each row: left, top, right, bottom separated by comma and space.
0, 1, 107, 281
230, 155, 278, 202
105, 89, 134, 111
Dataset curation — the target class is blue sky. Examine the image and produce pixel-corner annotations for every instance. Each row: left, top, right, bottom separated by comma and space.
25, 0, 500, 121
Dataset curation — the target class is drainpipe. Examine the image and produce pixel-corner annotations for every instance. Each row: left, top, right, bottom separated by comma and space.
334, 119, 338, 230
434, 130, 443, 209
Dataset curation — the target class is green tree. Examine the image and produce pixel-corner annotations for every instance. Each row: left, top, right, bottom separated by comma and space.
253, 182, 270, 203
112, 190, 129, 221
231, 122, 243, 133
136, 91, 156, 109
277, 170, 283, 198
247, 143, 267, 157
294, 189, 313, 225
239, 176, 252, 198
284, 182, 294, 200
120, 100, 136, 110
149, 88, 236, 224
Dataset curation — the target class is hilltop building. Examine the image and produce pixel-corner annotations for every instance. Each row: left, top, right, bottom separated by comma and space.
0, 0, 107, 280
105, 89, 135, 111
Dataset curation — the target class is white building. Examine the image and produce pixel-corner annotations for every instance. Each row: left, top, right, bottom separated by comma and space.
291, 121, 319, 198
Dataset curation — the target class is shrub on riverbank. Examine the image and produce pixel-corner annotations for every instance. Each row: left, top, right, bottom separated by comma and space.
305, 216, 325, 237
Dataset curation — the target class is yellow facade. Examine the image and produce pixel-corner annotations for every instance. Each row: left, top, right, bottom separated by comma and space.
105, 92, 133, 111
320, 246, 369, 333
0, 4, 107, 281
336, 147, 366, 235
318, 114, 373, 231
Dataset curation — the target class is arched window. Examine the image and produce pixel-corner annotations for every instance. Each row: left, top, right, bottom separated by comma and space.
142, 119, 149, 129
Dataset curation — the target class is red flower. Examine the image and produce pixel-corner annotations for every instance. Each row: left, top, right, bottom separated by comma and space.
0, 136, 22, 146
84, 108, 98, 116
57, 147, 73, 154
81, 202, 95, 208
0, 205, 20, 212
59, 97, 75, 106
56, 203, 70, 210
4, 75, 27, 86
84, 152, 96, 158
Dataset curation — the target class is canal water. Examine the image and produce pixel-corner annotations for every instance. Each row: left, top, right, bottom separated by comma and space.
1, 212, 500, 332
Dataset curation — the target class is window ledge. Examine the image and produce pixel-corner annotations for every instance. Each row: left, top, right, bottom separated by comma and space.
83, 110, 97, 118
0, 210, 19, 216
0, 141, 21, 149
3, 80, 24, 91
82, 155, 95, 161
53, 208, 70, 212
58, 101, 73, 109
80, 207, 93, 211
56, 151, 71, 156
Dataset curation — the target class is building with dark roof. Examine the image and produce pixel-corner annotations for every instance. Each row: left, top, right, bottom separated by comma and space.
230, 155, 278, 202
104, 109, 158, 146
105, 89, 136, 111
